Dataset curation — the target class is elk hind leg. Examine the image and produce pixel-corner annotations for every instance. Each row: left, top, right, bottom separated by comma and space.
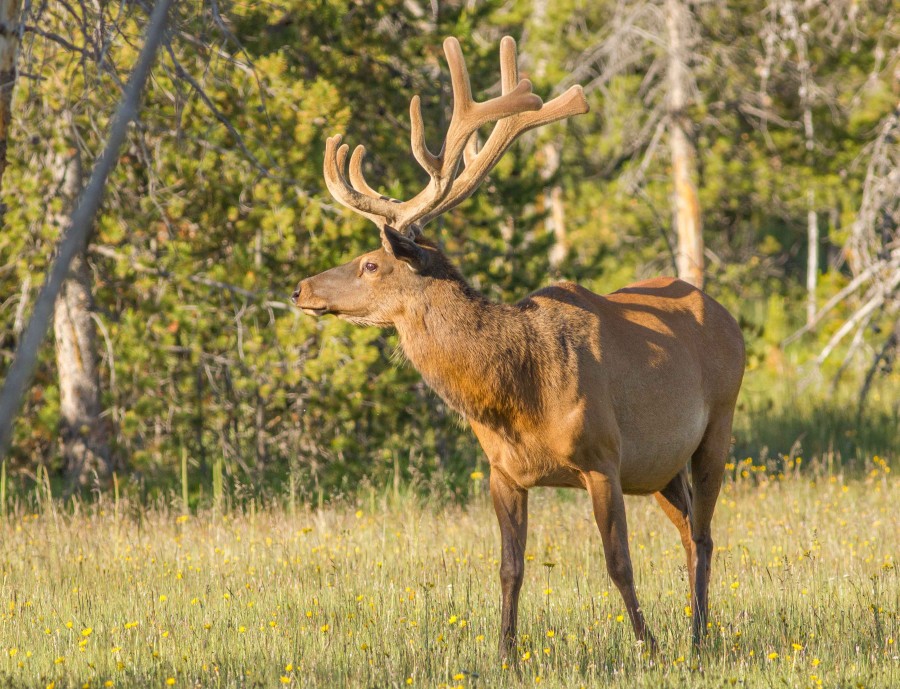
689, 413, 732, 647
653, 468, 696, 604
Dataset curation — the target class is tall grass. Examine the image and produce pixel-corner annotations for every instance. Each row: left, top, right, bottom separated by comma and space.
733, 375, 899, 472
0, 467, 896, 688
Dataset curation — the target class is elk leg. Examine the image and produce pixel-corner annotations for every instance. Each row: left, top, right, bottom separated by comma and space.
653, 468, 696, 604
689, 413, 731, 647
490, 469, 528, 660
585, 469, 656, 650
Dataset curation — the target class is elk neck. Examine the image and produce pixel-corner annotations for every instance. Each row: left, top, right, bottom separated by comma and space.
393, 273, 549, 433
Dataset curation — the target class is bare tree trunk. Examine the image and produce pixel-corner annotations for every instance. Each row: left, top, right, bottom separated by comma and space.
54, 254, 111, 486
49, 143, 112, 488
806, 190, 818, 325
547, 185, 567, 269
781, 0, 819, 325
0, 0, 22, 204
255, 391, 266, 469
540, 142, 568, 269
12, 273, 29, 337
665, 0, 704, 289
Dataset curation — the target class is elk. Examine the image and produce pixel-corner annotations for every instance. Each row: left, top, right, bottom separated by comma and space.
292, 36, 745, 656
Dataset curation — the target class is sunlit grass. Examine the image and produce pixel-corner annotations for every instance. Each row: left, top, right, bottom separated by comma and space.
0, 467, 896, 688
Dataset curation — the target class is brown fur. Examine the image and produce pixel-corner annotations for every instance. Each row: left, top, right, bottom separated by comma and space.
293, 238, 745, 656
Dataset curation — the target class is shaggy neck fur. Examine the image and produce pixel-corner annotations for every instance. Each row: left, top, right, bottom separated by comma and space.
393, 268, 545, 433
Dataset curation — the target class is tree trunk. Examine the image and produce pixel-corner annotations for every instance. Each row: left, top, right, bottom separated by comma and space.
782, 0, 819, 325
0, 0, 22, 209
54, 254, 111, 487
547, 185, 567, 269
806, 190, 818, 325
665, 0, 704, 289
540, 142, 568, 269
49, 143, 112, 488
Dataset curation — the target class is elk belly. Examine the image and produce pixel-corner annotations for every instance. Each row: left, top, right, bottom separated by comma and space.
617, 403, 710, 494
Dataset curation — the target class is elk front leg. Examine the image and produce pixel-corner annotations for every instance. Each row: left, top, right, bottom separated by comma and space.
585, 469, 657, 650
490, 469, 528, 660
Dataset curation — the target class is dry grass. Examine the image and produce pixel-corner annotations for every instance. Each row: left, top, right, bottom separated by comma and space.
0, 465, 896, 688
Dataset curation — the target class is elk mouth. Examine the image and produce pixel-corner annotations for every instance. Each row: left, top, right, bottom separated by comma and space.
300, 306, 329, 316
291, 293, 330, 316
298, 305, 329, 317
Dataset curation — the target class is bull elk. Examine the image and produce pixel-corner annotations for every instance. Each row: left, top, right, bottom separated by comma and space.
292, 35, 745, 655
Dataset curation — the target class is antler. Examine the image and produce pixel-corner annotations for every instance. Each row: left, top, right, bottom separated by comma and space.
323, 36, 589, 238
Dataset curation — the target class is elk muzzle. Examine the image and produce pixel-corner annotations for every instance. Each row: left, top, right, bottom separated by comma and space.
291, 278, 330, 316
291, 259, 365, 317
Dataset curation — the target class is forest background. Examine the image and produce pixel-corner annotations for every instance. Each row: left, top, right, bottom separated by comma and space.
0, 0, 897, 503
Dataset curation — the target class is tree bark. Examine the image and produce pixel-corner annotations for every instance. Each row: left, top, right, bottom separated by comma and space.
547, 185, 567, 269
806, 189, 818, 325
54, 254, 111, 486
0, 0, 22, 209
665, 0, 704, 289
49, 144, 112, 488
540, 142, 568, 269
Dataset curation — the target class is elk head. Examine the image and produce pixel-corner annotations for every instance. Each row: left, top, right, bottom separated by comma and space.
291, 36, 589, 325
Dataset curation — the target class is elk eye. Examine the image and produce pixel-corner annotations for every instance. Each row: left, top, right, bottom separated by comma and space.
363, 262, 378, 273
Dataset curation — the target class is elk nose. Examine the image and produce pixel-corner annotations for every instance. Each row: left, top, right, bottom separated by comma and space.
290, 287, 301, 305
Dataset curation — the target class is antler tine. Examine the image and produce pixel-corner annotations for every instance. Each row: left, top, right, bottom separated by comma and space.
437, 38, 542, 186
323, 136, 399, 227
460, 38, 517, 173
419, 82, 589, 226
348, 145, 401, 205
462, 133, 479, 169
518, 85, 590, 131
321, 37, 585, 239
390, 37, 543, 235
499, 35, 519, 93
444, 37, 474, 120
410, 95, 441, 177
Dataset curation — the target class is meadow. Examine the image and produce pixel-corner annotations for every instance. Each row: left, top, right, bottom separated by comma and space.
0, 459, 896, 689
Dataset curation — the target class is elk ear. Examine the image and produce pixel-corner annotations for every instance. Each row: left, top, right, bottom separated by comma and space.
382, 226, 429, 272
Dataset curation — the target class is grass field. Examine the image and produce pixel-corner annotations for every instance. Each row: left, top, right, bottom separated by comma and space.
0, 463, 896, 688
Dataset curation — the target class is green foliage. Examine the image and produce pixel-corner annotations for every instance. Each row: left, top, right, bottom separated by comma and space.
0, 0, 897, 500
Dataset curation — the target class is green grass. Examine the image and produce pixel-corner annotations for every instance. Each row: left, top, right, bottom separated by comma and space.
0, 469, 896, 688
732, 368, 899, 474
